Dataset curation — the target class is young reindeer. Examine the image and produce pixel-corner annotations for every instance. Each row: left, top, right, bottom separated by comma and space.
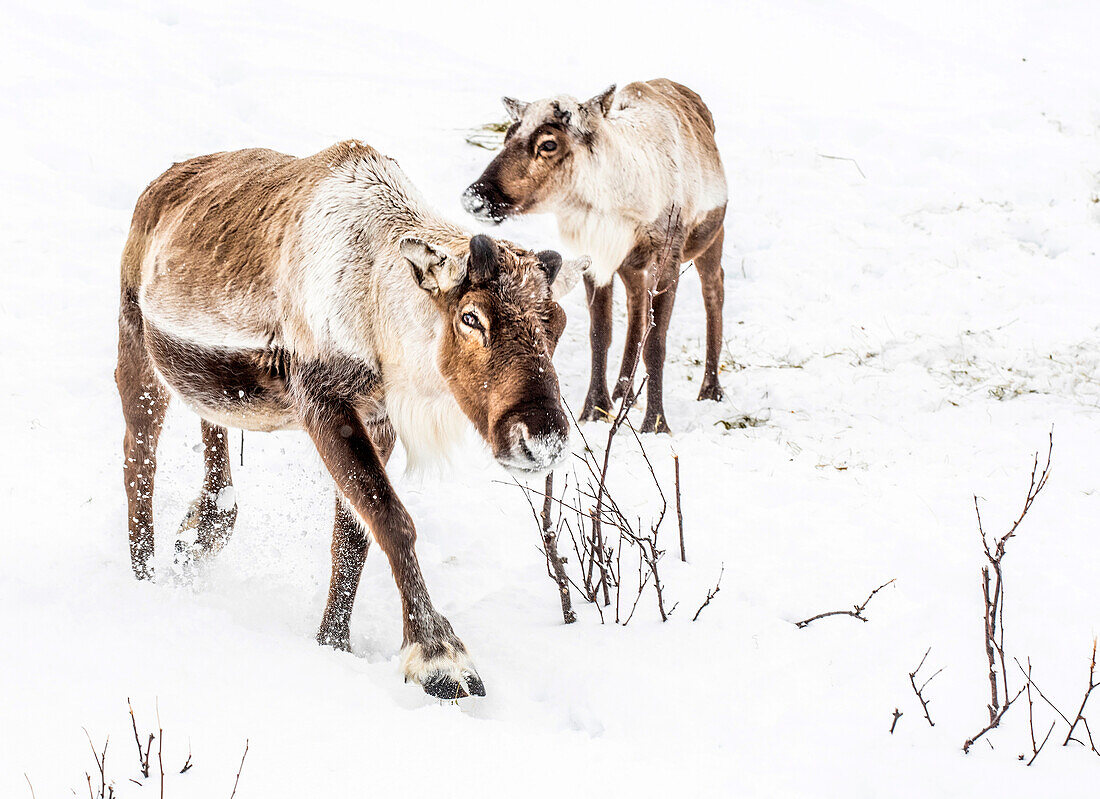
463, 79, 728, 433
116, 140, 584, 699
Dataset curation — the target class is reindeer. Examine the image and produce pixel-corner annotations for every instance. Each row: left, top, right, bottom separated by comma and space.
463, 79, 728, 433
116, 140, 585, 698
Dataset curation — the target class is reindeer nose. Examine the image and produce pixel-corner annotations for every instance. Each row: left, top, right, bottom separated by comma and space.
462, 183, 510, 224
513, 421, 569, 471
461, 185, 493, 221
495, 406, 570, 473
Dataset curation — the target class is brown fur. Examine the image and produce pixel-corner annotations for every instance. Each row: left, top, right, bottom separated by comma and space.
464, 80, 728, 432
117, 141, 572, 697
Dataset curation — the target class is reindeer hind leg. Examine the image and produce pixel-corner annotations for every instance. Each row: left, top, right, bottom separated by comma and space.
116, 292, 169, 579
317, 492, 372, 652
175, 420, 239, 570
694, 225, 725, 402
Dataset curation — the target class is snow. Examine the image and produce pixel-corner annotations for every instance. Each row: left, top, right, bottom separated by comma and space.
2, 1, 1099, 796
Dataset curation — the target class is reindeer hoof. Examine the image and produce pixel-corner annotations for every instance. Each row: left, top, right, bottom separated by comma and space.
422, 670, 486, 699
580, 394, 613, 422
176, 490, 238, 559
316, 627, 352, 653
697, 381, 724, 402
401, 641, 485, 699
639, 412, 672, 435
611, 378, 634, 402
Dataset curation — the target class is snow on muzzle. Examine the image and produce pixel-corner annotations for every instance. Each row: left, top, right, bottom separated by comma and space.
461, 182, 513, 225
491, 404, 571, 473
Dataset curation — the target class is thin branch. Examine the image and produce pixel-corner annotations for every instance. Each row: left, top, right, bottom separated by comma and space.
229, 739, 249, 799
128, 698, 152, 779
541, 473, 576, 624
890, 708, 903, 734
1063, 638, 1099, 752
692, 564, 724, 622
794, 579, 895, 628
963, 685, 1027, 753
82, 729, 108, 799
156, 701, 164, 799
674, 453, 685, 562
908, 648, 942, 727
973, 429, 1053, 724
1013, 657, 1072, 727
1028, 721, 1057, 766
180, 738, 193, 774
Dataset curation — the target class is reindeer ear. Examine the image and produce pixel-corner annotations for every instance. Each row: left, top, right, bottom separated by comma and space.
551, 255, 590, 300
400, 237, 466, 294
536, 250, 563, 284
582, 85, 616, 117
502, 96, 529, 124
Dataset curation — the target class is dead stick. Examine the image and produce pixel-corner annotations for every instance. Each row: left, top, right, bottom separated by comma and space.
1064, 638, 1098, 748
128, 698, 151, 778
692, 564, 723, 622
156, 701, 164, 799
963, 685, 1026, 753
229, 739, 249, 799
542, 473, 576, 624
889, 708, 903, 734
1028, 721, 1057, 766
795, 579, 895, 628
909, 648, 941, 727
674, 454, 685, 562
180, 738, 193, 774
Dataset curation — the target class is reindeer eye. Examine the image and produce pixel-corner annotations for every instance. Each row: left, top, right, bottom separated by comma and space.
538, 139, 558, 154
461, 311, 483, 330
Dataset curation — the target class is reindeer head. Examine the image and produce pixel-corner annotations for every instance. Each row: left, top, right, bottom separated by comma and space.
401, 234, 586, 472
462, 85, 617, 224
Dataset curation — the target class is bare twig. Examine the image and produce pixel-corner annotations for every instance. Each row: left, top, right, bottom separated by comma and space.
674, 453, 685, 562
973, 430, 1053, 725
128, 698, 152, 779
229, 739, 249, 799
1028, 721, 1057, 766
1064, 638, 1099, 753
1018, 658, 1056, 766
692, 564, 724, 622
964, 685, 1027, 753
623, 566, 653, 626
794, 579, 895, 628
24, 773, 36, 799
180, 739, 193, 774
541, 473, 576, 624
512, 473, 577, 624
909, 648, 942, 727
625, 421, 671, 621
890, 708, 903, 734
156, 702, 164, 799
1019, 657, 1056, 765
1012, 657, 1072, 728
82, 729, 108, 799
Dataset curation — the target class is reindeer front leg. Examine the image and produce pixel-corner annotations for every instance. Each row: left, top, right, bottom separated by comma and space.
300, 397, 485, 699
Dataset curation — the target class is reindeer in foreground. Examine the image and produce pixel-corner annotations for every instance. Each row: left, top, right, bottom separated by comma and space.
116, 141, 583, 698
464, 79, 728, 433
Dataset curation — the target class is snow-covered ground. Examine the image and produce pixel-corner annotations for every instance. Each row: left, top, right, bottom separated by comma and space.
2, 1, 1098, 795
